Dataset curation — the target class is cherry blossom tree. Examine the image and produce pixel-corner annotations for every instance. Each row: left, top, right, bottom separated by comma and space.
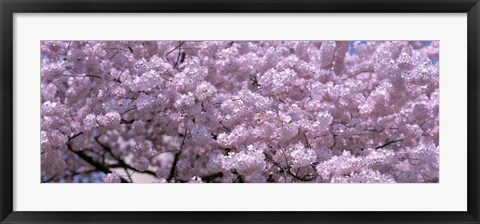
41, 40, 439, 183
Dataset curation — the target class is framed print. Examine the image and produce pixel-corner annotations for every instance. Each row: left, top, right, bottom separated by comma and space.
1, 0, 479, 223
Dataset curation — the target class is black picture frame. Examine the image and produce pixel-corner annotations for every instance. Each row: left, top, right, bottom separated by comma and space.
1, 0, 479, 223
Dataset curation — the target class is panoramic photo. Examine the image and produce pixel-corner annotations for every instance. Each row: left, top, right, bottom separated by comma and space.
40, 40, 439, 183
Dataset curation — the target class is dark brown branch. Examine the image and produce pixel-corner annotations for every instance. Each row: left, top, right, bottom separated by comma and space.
121, 106, 137, 115
62, 74, 103, 80
165, 41, 185, 56
165, 41, 185, 68
167, 129, 188, 182
124, 167, 134, 183
68, 132, 83, 142
120, 119, 134, 124
108, 50, 119, 60
303, 132, 312, 149
375, 138, 404, 149
329, 134, 338, 149
66, 142, 129, 183
264, 153, 315, 182
230, 169, 245, 183
287, 167, 315, 182
174, 43, 184, 68
201, 172, 224, 183
94, 136, 156, 176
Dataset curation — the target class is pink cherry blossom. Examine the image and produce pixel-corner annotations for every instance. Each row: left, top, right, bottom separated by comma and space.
41, 40, 439, 183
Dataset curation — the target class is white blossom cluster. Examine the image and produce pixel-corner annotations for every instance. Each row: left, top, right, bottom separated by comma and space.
41, 41, 439, 183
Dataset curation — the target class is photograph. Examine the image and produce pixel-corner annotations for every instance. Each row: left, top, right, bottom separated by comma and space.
40, 40, 440, 183
3, 0, 477, 222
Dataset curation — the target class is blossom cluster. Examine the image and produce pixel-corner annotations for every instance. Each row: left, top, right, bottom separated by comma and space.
41, 40, 439, 183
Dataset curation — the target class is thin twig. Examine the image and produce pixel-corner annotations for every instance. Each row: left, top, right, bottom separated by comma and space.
124, 167, 134, 183
375, 138, 404, 149
62, 74, 103, 80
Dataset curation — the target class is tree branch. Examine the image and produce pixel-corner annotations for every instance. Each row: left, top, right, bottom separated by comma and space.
201, 172, 224, 183
166, 129, 188, 182
264, 153, 315, 182
94, 136, 156, 176
66, 142, 129, 183
375, 138, 404, 149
